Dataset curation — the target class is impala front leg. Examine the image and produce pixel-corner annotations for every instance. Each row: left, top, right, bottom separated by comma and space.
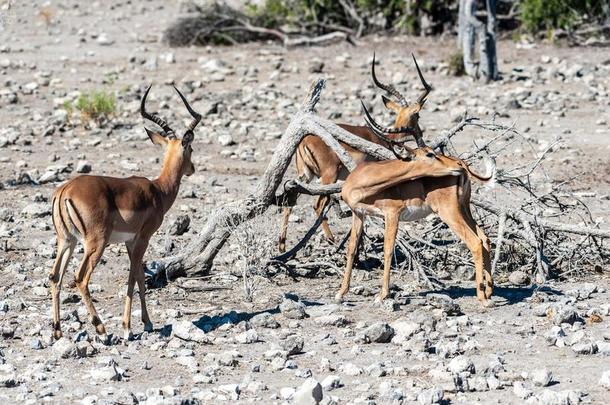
335, 212, 364, 302
124, 239, 150, 340
377, 210, 399, 302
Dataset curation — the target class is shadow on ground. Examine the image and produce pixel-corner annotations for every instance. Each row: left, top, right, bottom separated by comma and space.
422, 285, 564, 306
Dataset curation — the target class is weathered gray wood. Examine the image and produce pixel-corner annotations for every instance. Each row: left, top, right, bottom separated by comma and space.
459, 0, 498, 81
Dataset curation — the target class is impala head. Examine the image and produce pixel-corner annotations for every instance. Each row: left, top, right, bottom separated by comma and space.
141, 85, 202, 177
371, 53, 432, 136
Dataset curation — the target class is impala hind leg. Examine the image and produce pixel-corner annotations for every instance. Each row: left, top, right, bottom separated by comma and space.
314, 195, 335, 243
75, 239, 107, 336
463, 205, 493, 299
437, 207, 490, 305
378, 211, 399, 302
123, 239, 152, 340
335, 212, 364, 302
49, 238, 76, 339
278, 207, 292, 253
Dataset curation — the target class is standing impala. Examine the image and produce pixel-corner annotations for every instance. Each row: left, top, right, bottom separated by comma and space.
336, 105, 494, 306
278, 54, 432, 252
49, 85, 201, 340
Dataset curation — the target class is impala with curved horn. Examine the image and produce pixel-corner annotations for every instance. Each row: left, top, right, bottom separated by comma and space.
48, 84, 202, 341
336, 105, 495, 306
278, 53, 433, 252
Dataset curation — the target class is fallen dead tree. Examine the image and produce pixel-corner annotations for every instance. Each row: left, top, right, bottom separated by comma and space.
146, 80, 608, 288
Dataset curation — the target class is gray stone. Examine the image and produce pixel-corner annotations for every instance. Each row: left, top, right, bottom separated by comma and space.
172, 320, 210, 343
169, 214, 190, 236
597, 341, 610, 356
279, 297, 308, 319
217, 384, 240, 400
417, 387, 444, 404
321, 375, 342, 391
76, 160, 92, 173
426, 294, 461, 315
550, 305, 580, 325
531, 368, 553, 387
280, 335, 304, 356
29, 338, 44, 350
362, 322, 394, 343
314, 314, 348, 327
448, 356, 475, 375
513, 381, 533, 399
218, 134, 234, 146
235, 329, 259, 344
0, 364, 17, 387
293, 378, 323, 405
508, 270, 530, 286
52, 338, 79, 358
248, 312, 278, 328
572, 341, 597, 355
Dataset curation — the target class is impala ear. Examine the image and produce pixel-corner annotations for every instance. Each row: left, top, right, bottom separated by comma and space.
145, 127, 167, 146
381, 95, 401, 112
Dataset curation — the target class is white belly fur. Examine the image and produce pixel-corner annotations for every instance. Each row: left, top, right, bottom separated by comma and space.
108, 231, 136, 244
355, 204, 433, 222
399, 205, 433, 222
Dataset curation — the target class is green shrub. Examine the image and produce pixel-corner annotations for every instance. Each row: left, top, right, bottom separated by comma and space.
519, 0, 608, 33
74, 90, 116, 125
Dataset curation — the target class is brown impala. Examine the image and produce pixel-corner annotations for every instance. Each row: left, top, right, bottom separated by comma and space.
278, 54, 432, 252
336, 104, 495, 306
49, 85, 202, 340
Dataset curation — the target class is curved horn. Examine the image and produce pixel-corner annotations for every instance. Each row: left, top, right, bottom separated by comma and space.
360, 100, 416, 140
412, 53, 432, 105
360, 101, 415, 160
371, 53, 408, 107
173, 85, 202, 133
140, 84, 176, 138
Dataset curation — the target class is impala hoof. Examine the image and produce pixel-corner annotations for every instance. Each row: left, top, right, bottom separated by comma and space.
123, 330, 133, 342
143, 321, 153, 333
53, 329, 63, 340
334, 292, 345, 303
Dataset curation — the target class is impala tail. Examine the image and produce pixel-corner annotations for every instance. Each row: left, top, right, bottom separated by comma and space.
465, 158, 496, 188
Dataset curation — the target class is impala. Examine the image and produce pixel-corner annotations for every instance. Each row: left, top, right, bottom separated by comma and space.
49, 85, 201, 340
336, 104, 495, 305
278, 54, 432, 252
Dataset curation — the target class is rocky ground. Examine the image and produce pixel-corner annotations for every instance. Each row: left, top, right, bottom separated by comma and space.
1, 1, 609, 404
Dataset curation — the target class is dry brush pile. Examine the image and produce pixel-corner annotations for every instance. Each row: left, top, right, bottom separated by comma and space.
146, 80, 609, 296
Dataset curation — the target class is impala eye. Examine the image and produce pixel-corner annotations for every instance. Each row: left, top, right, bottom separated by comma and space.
426, 152, 435, 158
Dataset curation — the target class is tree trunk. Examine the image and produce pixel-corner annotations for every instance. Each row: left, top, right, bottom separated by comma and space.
459, 0, 498, 81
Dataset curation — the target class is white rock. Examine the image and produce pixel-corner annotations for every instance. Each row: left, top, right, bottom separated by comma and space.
531, 368, 553, 387
417, 387, 444, 404
321, 375, 342, 391
97, 33, 114, 46
218, 384, 240, 400
448, 356, 475, 375
294, 378, 323, 405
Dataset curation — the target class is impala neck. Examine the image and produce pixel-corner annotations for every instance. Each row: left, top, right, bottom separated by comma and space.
154, 153, 184, 213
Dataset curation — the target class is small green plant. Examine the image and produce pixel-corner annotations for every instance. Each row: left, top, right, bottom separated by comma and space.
447, 51, 465, 77
74, 90, 116, 125
62, 99, 73, 120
